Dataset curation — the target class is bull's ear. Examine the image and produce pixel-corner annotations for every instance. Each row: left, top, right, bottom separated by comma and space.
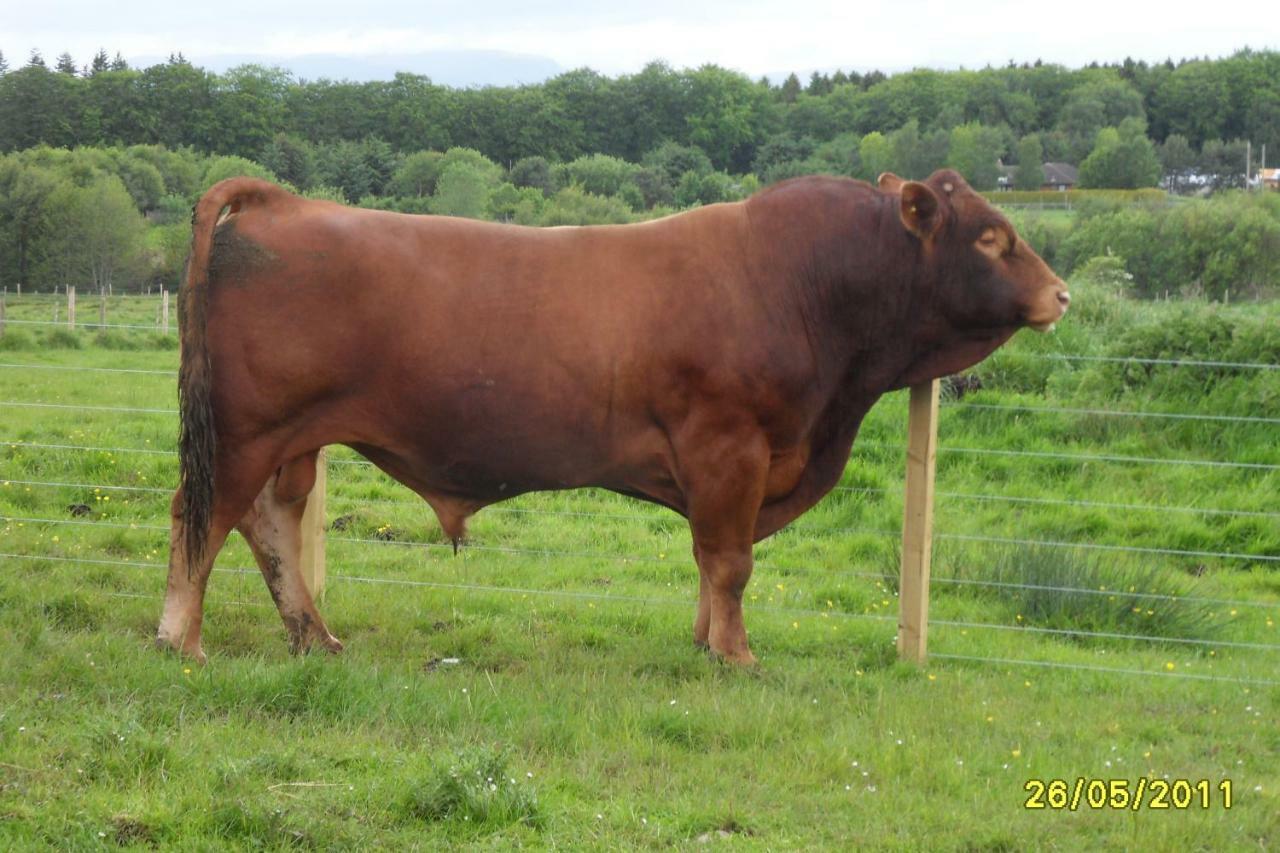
877, 172, 905, 192
899, 181, 941, 240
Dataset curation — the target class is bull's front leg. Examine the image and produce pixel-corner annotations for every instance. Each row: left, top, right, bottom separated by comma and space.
238, 455, 343, 656
680, 427, 770, 665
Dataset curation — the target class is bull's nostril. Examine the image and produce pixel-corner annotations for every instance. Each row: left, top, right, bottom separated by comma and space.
1058, 291, 1071, 306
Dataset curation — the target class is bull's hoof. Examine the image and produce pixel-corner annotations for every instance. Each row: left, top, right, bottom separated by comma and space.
155, 632, 207, 665
287, 628, 344, 656
707, 646, 758, 667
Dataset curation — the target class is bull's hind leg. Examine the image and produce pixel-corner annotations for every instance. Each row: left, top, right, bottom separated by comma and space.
156, 487, 236, 663
158, 450, 276, 662
237, 452, 343, 656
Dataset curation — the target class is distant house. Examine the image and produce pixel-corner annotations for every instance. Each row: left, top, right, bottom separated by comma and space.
1041, 162, 1078, 191
995, 161, 1079, 192
1260, 168, 1280, 191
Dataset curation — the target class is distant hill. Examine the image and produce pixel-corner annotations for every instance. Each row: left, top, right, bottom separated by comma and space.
132, 49, 563, 87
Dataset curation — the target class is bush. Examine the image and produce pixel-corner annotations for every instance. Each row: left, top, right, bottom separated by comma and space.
1058, 193, 1280, 299
538, 186, 632, 226
1065, 256, 1137, 327
1073, 303, 1280, 410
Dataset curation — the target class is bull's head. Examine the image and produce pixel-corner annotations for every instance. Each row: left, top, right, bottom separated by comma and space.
878, 169, 1069, 333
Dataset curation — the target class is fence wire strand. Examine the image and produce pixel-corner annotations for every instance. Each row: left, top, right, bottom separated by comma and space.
1002, 353, 1279, 371
0, 362, 177, 376
930, 653, 1280, 688
948, 401, 1280, 426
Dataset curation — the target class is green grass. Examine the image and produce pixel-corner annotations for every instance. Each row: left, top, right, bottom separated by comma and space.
0, 293, 1277, 849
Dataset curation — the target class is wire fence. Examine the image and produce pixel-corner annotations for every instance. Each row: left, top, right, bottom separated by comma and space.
0, 303, 1277, 687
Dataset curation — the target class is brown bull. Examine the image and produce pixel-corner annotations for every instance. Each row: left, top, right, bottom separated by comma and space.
158, 169, 1068, 664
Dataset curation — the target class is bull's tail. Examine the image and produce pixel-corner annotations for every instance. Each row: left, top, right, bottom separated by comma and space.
178, 178, 278, 572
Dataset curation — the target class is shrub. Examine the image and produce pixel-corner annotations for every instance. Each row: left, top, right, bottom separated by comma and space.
538, 186, 632, 226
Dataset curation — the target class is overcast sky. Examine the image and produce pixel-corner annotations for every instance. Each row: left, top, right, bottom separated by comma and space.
7, 0, 1279, 81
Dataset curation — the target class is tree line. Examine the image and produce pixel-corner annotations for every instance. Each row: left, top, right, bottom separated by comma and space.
1, 47, 1276, 185
2, 48, 1278, 295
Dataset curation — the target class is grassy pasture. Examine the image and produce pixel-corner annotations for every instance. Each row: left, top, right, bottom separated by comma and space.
0, 290, 1277, 849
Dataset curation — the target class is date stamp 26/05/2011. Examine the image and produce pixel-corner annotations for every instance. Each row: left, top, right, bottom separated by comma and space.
1024, 778, 1233, 811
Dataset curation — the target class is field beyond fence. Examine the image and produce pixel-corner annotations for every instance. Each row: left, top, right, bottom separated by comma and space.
0, 290, 1276, 848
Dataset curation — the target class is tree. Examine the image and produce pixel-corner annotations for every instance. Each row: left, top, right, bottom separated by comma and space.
1077, 118, 1161, 188
1014, 134, 1045, 189
0, 50, 8, 76
674, 170, 733, 207
642, 141, 713, 187
431, 163, 493, 219
89, 49, 110, 76
1150, 60, 1231, 147
539, 185, 632, 225
38, 174, 147, 292
779, 73, 801, 104
313, 140, 376, 202
752, 132, 816, 177
858, 131, 893, 181
200, 155, 277, 193
509, 156, 554, 196
260, 133, 316, 190
684, 65, 772, 172
114, 154, 166, 211
1158, 134, 1195, 193
946, 122, 1003, 190
213, 64, 292, 159
55, 52, 78, 76
1197, 138, 1248, 190
0, 64, 81, 151
389, 150, 444, 198
556, 153, 639, 198
812, 133, 862, 177
1057, 77, 1145, 162
0, 159, 61, 288
889, 120, 949, 179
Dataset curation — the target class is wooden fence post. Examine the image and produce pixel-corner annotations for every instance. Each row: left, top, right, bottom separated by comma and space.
162, 289, 170, 336
0, 289, 6, 338
67, 286, 76, 330
99, 292, 107, 328
898, 379, 940, 664
299, 448, 327, 600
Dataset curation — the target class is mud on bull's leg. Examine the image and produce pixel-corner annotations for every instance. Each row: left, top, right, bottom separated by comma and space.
238, 465, 343, 656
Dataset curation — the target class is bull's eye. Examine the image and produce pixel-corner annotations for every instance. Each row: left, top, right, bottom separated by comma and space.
978, 228, 999, 246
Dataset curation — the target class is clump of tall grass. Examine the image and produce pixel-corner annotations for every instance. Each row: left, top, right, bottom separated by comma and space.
397, 745, 543, 830
0, 329, 36, 350
940, 544, 1219, 644
41, 328, 82, 349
